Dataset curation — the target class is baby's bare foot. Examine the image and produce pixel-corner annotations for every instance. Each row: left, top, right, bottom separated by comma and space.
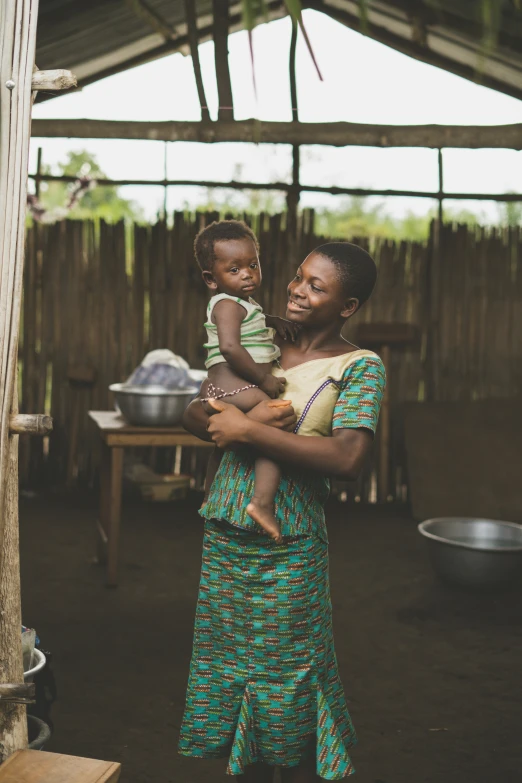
246, 500, 282, 543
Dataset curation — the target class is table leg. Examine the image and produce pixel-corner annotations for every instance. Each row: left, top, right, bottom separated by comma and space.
106, 447, 124, 588
96, 443, 110, 565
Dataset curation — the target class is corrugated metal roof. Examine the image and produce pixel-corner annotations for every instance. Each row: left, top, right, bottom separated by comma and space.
35, 0, 522, 101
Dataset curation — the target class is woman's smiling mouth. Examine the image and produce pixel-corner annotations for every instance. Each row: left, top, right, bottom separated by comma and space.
287, 298, 309, 312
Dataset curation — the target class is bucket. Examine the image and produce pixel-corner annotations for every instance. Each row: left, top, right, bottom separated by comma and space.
24, 648, 46, 683
27, 715, 51, 750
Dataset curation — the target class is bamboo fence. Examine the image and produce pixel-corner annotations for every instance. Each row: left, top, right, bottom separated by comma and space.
18, 213, 522, 501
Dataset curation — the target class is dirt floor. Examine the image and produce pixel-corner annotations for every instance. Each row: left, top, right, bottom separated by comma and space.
19, 491, 522, 783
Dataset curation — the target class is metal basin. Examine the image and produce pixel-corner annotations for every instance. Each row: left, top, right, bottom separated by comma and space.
418, 517, 522, 588
109, 383, 198, 427
24, 648, 46, 683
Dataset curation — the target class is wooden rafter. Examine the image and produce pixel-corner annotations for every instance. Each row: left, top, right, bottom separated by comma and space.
124, 0, 178, 41
31, 118, 522, 149
306, 0, 522, 103
373, 0, 521, 52
34, 1, 286, 104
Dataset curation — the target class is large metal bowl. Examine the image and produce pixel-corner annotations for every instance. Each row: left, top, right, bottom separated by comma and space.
109, 383, 198, 427
418, 517, 522, 588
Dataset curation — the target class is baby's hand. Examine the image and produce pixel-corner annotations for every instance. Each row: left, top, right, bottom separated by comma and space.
266, 315, 300, 342
259, 374, 286, 399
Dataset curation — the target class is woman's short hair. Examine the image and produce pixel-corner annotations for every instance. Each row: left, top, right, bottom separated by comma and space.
315, 242, 377, 308
194, 220, 259, 272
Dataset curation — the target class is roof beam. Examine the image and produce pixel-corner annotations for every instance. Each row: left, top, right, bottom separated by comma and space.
31, 118, 522, 149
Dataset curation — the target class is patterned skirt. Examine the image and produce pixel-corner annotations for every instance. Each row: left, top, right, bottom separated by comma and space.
178, 520, 357, 779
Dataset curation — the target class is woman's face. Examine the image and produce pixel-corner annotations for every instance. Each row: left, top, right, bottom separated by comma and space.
286, 252, 358, 326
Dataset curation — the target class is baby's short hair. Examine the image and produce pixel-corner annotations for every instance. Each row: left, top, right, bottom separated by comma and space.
314, 242, 377, 309
194, 220, 260, 272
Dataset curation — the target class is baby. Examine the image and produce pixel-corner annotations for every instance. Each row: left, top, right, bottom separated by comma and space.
196, 220, 296, 543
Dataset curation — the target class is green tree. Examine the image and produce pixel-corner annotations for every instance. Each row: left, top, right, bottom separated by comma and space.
184, 163, 286, 214
498, 197, 522, 227
315, 197, 484, 242
37, 150, 144, 222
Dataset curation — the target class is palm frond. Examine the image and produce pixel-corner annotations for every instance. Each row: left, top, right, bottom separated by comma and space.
241, 0, 323, 81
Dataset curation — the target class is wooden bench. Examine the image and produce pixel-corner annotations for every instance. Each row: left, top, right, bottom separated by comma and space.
0, 749, 121, 783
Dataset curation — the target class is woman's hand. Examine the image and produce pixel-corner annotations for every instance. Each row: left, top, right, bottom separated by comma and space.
265, 315, 300, 342
248, 399, 297, 431
206, 400, 252, 448
206, 399, 296, 447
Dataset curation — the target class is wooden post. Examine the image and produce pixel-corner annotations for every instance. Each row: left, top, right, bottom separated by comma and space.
0, 391, 27, 757
213, 0, 234, 121
0, 0, 40, 756
0, 0, 73, 758
184, 0, 210, 122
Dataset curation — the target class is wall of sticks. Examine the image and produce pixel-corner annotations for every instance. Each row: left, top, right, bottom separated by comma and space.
18, 212, 522, 501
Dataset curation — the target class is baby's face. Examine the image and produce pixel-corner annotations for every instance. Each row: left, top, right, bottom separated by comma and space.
207, 238, 262, 299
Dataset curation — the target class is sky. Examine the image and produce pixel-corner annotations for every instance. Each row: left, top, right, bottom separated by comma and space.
30, 9, 522, 222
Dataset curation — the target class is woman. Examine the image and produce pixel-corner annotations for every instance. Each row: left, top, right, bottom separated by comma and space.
179, 241, 386, 781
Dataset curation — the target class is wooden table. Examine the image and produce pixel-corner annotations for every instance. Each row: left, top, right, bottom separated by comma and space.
89, 411, 212, 587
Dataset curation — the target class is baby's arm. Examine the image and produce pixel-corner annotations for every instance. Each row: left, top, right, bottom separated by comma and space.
213, 299, 283, 398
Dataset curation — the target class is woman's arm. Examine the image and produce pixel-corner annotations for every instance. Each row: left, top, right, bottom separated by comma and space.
206, 401, 373, 481
182, 397, 297, 442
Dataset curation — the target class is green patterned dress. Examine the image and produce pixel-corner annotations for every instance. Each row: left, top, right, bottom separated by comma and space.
179, 354, 385, 779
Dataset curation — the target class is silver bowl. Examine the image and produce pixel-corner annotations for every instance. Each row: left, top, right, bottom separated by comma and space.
418, 517, 522, 588
109, 383, 198, 427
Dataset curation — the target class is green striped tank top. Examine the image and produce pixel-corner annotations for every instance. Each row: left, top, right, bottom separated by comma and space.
204, 293, 281, 370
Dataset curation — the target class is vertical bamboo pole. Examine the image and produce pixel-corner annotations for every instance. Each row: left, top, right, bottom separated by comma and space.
0, 0, 40, 757
163, 141, 168, 220
35, 145, 42, 198
287, 20, 300, 269
437, 148, 444, 225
